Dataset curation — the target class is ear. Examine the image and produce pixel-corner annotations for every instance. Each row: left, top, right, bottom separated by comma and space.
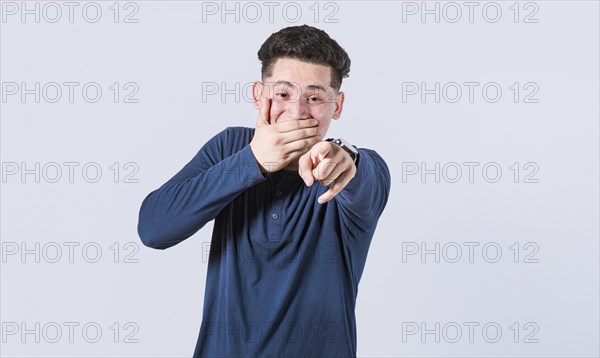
252, 81, 263, 110
332, 91, 345, 120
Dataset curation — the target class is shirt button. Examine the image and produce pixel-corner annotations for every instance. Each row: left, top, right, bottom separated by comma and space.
272, 213, 279, 220
275, 191, 282, 197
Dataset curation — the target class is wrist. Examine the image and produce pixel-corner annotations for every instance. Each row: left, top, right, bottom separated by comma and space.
249, 142, 267, 173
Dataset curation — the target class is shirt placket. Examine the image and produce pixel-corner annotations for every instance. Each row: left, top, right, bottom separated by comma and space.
268, 173, 295, 243
267, 185, 284, 242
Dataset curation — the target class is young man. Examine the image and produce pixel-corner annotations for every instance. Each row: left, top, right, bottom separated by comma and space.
138, 25, 391, 357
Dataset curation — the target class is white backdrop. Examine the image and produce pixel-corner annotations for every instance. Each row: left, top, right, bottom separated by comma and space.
1, 1, 599, 357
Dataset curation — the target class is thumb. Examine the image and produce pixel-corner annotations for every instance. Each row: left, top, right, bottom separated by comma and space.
256, 95, 271, 126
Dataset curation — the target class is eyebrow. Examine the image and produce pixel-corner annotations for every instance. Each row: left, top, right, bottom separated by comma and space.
272, 80, 328, 92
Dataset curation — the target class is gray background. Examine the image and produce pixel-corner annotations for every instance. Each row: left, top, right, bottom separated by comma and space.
1, 1, 599, 357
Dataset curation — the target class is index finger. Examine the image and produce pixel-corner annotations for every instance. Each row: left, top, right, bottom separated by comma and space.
298, 150, 315, 187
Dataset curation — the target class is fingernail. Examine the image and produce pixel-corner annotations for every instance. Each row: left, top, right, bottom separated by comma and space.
312, 120, 318, 125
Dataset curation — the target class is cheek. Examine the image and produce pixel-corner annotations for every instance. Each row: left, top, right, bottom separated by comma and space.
317, 102, 338, 119
310, 107, 328, 121
269, 103, 286, 123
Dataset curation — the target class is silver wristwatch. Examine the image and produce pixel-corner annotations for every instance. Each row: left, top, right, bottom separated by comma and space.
325, 137, 359, 164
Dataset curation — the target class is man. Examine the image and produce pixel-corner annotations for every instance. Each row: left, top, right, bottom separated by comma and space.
138, 25, 391, 357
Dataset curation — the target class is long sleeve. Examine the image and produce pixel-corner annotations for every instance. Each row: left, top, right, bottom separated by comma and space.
137, 127, 266, 250
334, 148, 391, 235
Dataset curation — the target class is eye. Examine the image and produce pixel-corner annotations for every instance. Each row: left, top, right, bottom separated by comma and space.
276, 93, 288, 99
307, 96, 322, 103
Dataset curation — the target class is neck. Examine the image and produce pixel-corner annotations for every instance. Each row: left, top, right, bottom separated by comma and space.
281, 162, 299, 172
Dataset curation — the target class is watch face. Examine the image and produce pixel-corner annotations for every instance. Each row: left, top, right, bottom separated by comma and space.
333, 138, 357, 164
326, 138, 358, 162
338, 138, 358, 156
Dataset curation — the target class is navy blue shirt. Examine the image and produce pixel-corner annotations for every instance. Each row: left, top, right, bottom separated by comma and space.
138, 126, 391, 357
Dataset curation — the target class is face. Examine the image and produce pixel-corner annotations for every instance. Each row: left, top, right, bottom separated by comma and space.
253, 57, 345, 140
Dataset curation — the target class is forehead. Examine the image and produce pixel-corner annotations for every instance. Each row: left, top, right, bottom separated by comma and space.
268, 58, 333, 90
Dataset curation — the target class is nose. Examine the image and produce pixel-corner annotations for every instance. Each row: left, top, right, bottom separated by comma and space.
282, 97, 311, 121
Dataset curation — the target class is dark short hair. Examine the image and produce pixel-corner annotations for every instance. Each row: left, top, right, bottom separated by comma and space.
257, 25, 351, 91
